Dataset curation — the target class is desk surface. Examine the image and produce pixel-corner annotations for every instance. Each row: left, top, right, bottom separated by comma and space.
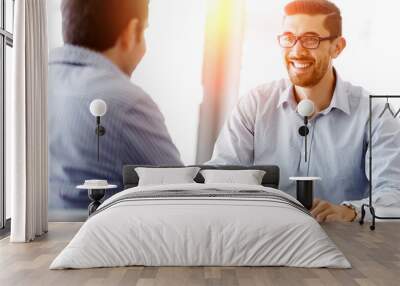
0, 222, 399, 286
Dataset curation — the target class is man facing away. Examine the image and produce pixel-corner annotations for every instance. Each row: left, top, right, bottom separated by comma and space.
49, 0, 182, 219
208, 0, 400, 222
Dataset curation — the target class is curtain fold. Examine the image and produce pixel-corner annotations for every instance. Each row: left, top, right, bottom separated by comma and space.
9, 0, 48, 242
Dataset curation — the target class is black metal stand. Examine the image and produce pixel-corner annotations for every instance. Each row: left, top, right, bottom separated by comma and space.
359, 95, 400, 230
296, 180, 314, 210
88, 189, 105, 215
95, 116, 106, 162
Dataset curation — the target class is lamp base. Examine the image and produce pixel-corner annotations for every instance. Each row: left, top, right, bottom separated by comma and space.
289, 177, 321, 210
88, 189, 105, 215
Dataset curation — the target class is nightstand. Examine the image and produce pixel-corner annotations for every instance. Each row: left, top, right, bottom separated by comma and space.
77, 180, 117, 215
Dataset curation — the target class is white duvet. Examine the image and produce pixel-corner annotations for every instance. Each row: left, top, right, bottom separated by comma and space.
50, 183, 351, 269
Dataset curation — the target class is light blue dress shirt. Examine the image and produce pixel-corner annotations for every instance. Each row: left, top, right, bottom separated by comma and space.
208, 72, 400, 206
49, 44, 182, 210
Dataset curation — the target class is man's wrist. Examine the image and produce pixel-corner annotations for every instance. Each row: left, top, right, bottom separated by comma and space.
343, 203, 359, 222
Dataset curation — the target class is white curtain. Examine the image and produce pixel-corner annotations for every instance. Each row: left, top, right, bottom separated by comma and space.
8, 0, 48, 242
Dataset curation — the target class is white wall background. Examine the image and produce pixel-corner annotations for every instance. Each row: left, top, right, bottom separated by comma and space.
132, 0, 206, 164
47, 0, 206, 164
239, 0, 400, 108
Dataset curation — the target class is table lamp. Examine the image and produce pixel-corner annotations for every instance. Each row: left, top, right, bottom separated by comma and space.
89, 99, 107, 161
291, 99, 321, 210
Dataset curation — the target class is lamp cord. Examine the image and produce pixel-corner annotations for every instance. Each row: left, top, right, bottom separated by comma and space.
306, 119, 317, 176
97, 125, 100, 161
305, 122, 308, 162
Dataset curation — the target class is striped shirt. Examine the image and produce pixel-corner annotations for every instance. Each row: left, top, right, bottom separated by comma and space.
48, 44, 182, 207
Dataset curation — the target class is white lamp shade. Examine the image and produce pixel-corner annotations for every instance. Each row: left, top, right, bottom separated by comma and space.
90, 99, 107, 117
297, 99, 315, 117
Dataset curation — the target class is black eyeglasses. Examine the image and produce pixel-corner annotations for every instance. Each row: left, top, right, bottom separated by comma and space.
277, 34, 338, 49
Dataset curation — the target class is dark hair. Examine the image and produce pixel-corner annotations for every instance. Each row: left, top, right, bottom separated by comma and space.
61, 0, 148, 52
284, 0, 342, 37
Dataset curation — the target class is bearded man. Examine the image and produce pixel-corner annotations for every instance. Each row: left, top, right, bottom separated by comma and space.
208, 0, 400, 222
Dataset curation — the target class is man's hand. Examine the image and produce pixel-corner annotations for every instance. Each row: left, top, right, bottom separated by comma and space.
311, 199, 356, 223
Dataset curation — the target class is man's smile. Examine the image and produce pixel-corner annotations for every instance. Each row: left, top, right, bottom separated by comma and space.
289, 59, 314, 73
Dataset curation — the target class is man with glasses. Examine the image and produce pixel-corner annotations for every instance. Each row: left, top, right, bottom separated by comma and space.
208, 0, 400, 222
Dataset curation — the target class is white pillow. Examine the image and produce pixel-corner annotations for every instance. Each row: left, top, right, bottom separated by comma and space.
135, 167, 200, 186
200, 169, 266, 185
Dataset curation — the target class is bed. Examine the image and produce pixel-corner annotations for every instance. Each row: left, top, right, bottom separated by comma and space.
50, 165, 350, 269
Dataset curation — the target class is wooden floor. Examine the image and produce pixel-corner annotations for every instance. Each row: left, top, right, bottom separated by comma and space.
0, 222, 399, 286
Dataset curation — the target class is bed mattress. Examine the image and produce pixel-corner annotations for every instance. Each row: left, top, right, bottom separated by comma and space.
50, 183, 351, 269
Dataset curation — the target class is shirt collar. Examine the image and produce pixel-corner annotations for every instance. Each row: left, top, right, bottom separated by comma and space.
276, 70, 351, 116
49, 44, 129, 80
277, 82, 297, 111
323, 72, 351, 115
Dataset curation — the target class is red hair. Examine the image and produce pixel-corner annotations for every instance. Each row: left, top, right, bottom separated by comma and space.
284, 0, 342, 37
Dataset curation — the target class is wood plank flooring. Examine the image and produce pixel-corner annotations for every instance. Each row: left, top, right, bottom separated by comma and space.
0, 222, 399, 286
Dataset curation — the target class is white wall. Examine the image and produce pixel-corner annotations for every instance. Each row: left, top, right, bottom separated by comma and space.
132, 0, 206, 164
47, 0, 206, 164
239, 0, 400, 108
